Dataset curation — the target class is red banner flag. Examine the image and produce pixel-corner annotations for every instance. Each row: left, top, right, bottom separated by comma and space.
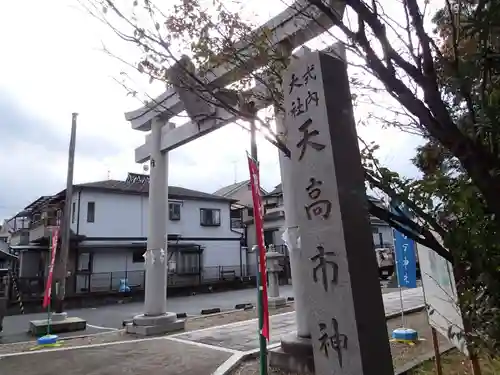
43, 227, 59, 309
247, 155, 270, 340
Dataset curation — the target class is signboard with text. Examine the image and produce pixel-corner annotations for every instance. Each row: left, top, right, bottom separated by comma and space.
416, 241, 468, 355
283, 48, 393, 375
393, 230, 417, 288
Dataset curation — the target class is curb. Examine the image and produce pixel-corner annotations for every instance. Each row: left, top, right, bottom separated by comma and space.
385, 304, 426, 320
212, 343, 282, 375
212, 304, 428, 375
201, 308, 222, 315
234, 303, 253, 310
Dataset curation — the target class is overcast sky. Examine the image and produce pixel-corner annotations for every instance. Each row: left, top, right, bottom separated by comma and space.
0, 0, 423, 221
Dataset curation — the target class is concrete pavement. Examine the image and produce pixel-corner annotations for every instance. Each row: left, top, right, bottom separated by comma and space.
1, 281, 408, 344
0, 337, 234, 375
170, 287, 425, 351
1, 285, 294, 344
0, 288, 426, 375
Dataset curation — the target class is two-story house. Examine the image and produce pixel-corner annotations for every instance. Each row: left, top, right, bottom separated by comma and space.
213, 180, 268, 242
0, 222, 10, 244
8, 173, 246, 297
246, 183, 394, 250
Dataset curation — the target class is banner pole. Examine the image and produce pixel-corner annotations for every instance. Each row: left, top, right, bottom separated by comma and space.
248, 110, 268, 375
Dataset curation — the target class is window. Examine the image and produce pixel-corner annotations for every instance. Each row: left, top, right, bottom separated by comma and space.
247, 207, 254, 217
132, 250, 145, 263
87, 202, 95, 223
200, 208, 221, 226
169, 203, 181, 221
77, 252, 91, 272
71, 202, 76, 223
174, 252, 201, 274
372, 226, 379, 234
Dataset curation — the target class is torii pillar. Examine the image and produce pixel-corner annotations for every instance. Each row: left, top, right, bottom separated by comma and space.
126, 119, 185, 335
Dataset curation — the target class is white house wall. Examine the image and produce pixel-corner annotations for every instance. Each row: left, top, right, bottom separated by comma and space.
76, 249, 146, 292
198, 240, 245, 276
70, 190, 241, 240
92, 250, 145, 273
246, 219, 393, 249
69, 189, 243, 278
246, 217, 286, 249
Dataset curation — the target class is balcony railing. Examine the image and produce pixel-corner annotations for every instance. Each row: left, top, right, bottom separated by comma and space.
29, 217, 60, 242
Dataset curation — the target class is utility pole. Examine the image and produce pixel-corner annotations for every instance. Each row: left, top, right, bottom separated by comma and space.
55, 112, 78, 314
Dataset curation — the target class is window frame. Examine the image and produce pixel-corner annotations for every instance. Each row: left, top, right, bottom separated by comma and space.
169, 202, 181, 221
87, 201, 95, 223
132, 250, 145, 263
199, 208, 221, 227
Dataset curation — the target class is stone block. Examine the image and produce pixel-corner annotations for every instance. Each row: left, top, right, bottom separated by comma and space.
125, 319, 185, 336
29, 317, 87, 336
268, 347, 314, 374
126, 312, 185, 336
201, 308, 221, 315
268, 296, 287, 309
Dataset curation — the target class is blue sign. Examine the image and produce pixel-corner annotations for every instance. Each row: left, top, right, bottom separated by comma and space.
393, 230, 417, 288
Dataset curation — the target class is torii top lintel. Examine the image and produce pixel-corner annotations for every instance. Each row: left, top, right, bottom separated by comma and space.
124, 0, 344, 132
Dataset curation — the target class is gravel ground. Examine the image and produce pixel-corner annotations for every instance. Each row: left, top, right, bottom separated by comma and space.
0, 304, 294, 355
410, 349, 500, 375
230, 311, 449, 375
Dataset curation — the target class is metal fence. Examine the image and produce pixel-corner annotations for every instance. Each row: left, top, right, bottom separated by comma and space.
14, 264, 256, 299
15, 276, 45, 299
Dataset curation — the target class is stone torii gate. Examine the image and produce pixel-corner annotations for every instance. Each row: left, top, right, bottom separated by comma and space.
124, 1, 395, 374
124, 0, 345, 339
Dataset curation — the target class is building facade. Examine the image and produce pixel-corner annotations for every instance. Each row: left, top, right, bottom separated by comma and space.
246, 184, 394, 252
213, 180, 268, 233
7, 173, 247, 299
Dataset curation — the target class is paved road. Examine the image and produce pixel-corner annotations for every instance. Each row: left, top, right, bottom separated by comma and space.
0, 285, 295, 344
0, 280, 411, 344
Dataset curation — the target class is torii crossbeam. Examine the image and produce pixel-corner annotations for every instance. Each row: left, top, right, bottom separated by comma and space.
126, 0, 345, 162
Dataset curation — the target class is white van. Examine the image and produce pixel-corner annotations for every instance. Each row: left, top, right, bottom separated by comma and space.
375, 247, 394, 279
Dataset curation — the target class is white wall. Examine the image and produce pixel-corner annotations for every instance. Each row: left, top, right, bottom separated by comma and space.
246, 217, 286, 249
70, 189, 241, 240
91, 250, 145, 273
247, 218, 393, 249
76, 249, 146, 292
199, 239, 243, 268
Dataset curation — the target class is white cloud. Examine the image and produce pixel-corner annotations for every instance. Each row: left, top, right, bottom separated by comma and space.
0, 0, 422, 220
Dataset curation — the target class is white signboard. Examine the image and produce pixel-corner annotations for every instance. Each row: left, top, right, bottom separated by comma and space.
416, 242, 468, 355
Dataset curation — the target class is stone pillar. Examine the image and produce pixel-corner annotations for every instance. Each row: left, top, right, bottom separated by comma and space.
269, 111, 315, 371
277, 47, 392, 375
127, 120, 185, 336
266, 247, 286, 309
